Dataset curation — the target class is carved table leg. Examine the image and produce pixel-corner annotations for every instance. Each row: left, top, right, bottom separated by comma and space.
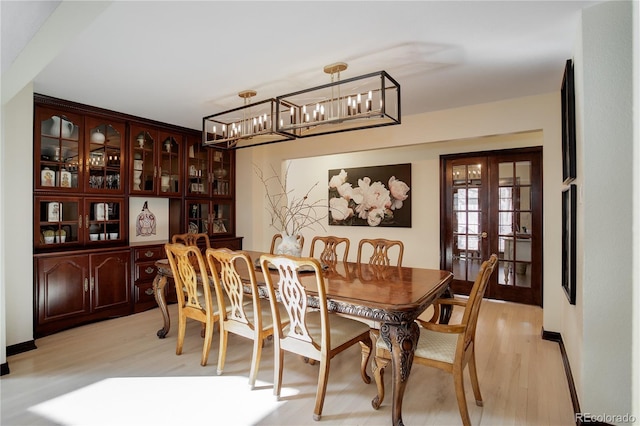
380, 321, 420, 426
152, 274, 170, 338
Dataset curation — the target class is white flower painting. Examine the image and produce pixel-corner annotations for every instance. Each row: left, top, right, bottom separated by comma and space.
328, 164, 411, 227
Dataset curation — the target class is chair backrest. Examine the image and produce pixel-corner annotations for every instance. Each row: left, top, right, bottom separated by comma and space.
260, 254, 329, 352
310, 236, 350, 264
164, 242, 214, 316
356, 238, 404, 267
461, 254, 498, 348
270, 233, 305, 254
206, 248, 262, 331
172, 232, 211, 250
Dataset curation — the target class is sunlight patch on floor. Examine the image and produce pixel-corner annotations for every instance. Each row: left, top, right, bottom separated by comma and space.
29, 376, 297, 425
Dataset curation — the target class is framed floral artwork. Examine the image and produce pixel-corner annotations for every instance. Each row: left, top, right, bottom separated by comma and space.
328, 163, 411, 227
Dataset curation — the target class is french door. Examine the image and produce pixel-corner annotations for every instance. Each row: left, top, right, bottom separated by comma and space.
441, 147, 542, 306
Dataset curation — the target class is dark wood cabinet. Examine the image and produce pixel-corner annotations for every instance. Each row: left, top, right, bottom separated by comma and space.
33, 95, 241, 336
35, 249, 131, 337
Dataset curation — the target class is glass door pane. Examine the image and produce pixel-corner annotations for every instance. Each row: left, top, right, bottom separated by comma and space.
159, 133, 181, 195
36, 197, 80, 247
186, 201, 210, 234
38, 112, 81, 190
87, 121, 124, 192
186, 137, 209, 196
451, 163, 485, 283
497, 161, 532, 288
131, 129, 156, 193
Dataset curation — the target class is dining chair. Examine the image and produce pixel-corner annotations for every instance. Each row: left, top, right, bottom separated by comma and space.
356, 238, 404, 267
270, 233, 304, 255
370, 254, 498, 426
172, 232, 211, 251
259, 253, 372, 421
206, 248, 289, 389
355, 238, 405, 380
309, 235, 350, 264
164, 242, 221, 366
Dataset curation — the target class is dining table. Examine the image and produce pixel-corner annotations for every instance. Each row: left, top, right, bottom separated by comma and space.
152, 250, 453, 426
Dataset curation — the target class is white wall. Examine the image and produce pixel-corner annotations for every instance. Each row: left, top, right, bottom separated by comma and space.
578, 0, 634, 416
1, 84, 35, 348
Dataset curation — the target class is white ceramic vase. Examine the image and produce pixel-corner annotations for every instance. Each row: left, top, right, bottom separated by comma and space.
276, 234, 302, 257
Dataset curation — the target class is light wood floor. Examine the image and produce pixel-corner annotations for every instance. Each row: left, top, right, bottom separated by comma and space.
1, 300, 574, 425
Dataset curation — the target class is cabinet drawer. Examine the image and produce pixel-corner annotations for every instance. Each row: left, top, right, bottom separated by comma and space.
134, 281, 156, 304
134, 245, 165, 262
135, 261, 159, 282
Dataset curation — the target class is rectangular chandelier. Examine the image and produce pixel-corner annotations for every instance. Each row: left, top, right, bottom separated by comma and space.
202, 94, 295, 150
275, 70, 401, 139
202, 67, 400, 150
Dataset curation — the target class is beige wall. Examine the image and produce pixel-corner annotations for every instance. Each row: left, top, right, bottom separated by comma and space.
236, 92, 565, 327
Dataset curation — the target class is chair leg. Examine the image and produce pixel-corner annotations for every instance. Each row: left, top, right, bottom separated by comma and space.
248, 336, 263, 389
201, 319, 214, 367
273, 347, 283, 399
313, 358, 330, 421
453, 366, 472, 426
176, 315, 186, 356
468, 350, 483, 406
371, 355, 390, 410
217, 329, 228, 375
359, 337, 372, 384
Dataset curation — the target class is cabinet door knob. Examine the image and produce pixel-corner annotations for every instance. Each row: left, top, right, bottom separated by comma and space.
145, 251, 154, 258
145, 266, 155, 274
144, 288, 154, 296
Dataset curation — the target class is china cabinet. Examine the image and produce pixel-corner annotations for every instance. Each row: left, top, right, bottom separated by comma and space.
129, 124, 182, 196
35, 107, 126, 194
32, 94, 241, 335
35, 249, 131, 337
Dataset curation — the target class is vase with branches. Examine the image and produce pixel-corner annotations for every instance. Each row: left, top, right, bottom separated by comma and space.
255, 163, 326, 256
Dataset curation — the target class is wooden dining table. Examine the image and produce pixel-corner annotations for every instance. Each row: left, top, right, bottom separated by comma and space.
152, 250, 453, 426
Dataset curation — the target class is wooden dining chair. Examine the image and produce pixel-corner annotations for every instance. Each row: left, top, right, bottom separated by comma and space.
356, 238, 404, 267
270, 233, 304, 255
259, 253, 372, 421
206, 248, 289, 389
164, 242, 221, 366
172, 232, 211, 251
370, 254, 498, 426
309, 235, 350, 264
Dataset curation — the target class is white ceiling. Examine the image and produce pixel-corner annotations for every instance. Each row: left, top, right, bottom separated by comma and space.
3, 1, 601, 131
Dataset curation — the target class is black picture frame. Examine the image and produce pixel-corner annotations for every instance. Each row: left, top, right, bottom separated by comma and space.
562, 184, 577, 305
561, 59, 577, 184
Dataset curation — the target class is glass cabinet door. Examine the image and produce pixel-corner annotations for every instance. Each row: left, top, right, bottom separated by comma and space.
185, 200, 233, 236
85, 198, 124, 243
158, 131, 182, 196
85, 117, 125, 194
186, 135, 209, 196
130, 126, 157, 194
211, 149, 233, 196
35, 196, 81, 248
211, 202, 232, 235
186, 200, 210, 234
36, 109, 83, 191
